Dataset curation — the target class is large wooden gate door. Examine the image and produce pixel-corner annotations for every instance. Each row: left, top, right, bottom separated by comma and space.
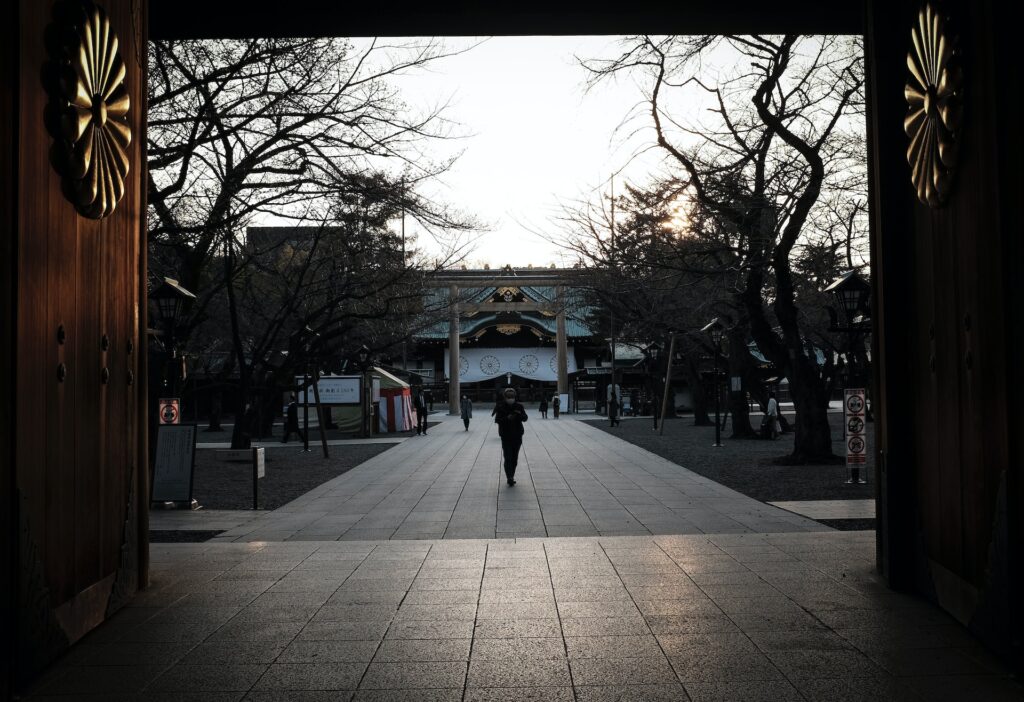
868, 0, 1022, 669
13, 0, 148, 682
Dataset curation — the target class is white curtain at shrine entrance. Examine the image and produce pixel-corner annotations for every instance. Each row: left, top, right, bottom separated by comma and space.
445, 347, 576, 383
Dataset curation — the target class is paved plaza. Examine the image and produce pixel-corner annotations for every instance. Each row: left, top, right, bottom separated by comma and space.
25, 533, 1023, 701
31, 415, 1024, 700
206, 414, 827, 542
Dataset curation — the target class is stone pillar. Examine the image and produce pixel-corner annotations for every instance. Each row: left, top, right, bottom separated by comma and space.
448, 284, 460, 415
556, 285, 569, 400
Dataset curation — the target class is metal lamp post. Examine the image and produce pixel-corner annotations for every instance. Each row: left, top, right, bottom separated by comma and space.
702, 318, 725, 448
356, 344, 372, 437
300, 326, 320, 453
148, 277, 196, 399
825, 271, 871, 484
645, 343, 661, 431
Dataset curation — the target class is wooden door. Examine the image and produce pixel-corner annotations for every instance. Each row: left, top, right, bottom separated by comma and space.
868, 0, 1021, 669
14, 0, 147, 682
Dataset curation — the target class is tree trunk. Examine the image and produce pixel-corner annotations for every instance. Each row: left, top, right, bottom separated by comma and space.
684, 356, 712, 425
725, 329, 756, 438
230, 396, 254, 450
785, 359, 836, 463
205, 391, 223, 432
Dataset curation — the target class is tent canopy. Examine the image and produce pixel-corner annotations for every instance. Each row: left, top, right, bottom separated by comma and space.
372, 366, 408, 390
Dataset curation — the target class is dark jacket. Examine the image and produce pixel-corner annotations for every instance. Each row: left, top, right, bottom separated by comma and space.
286, 401, 299, 427
494, 401, 527, 440
413, 392, 427, 411
539, 398, 548, 411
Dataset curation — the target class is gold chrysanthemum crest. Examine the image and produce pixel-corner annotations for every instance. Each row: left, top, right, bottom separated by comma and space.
44, 0, 132, 220
904, 1, 963, 208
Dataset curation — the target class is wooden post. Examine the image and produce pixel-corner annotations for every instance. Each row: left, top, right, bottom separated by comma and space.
252, 446, 259, 510
658, 334, 676, 436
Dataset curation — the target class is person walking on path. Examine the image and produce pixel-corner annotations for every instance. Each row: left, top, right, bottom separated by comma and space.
494, 388, 528, 486
606, 390, 622, 429
413, 387, 429, 436
460, 394, 473, 431
282, 394, 306, 443
552, 395, 561, 418
539, 396, 548, 419
765, 391, 780, 440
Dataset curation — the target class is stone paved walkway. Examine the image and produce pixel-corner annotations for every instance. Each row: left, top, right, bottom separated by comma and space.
211, 414, 827, 542
25, 532, 1024, 701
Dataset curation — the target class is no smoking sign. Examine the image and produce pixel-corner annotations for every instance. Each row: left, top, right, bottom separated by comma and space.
158, 397, 180, 425
844, 388, 867, 481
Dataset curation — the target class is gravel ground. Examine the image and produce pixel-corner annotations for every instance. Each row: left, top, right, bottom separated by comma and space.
194, 418, 441, 444
192, 442, 396, 510
585, 411, 876, 503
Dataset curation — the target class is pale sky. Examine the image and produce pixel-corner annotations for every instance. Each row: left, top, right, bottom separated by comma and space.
391, 36, 669, 268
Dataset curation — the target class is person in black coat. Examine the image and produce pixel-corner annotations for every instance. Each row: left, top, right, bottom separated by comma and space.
493, 387, 528, 486
413, 387, 428, 435
282, 393, 305, 443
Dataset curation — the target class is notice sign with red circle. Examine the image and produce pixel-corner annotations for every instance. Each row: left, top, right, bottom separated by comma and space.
159, 397, 180, 425
844, 388, 866, 465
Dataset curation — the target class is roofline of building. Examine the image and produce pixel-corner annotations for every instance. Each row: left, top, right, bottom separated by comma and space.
429, 267, 584, 287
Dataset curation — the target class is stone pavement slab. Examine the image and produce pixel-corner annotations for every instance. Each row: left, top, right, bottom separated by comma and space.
769, 499, 876, 520
210, 412, 829, 541
22, 532, 1024, 701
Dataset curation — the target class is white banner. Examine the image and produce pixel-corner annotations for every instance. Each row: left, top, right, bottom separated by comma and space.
445, 347, 576, 383
297, 375, 361, 405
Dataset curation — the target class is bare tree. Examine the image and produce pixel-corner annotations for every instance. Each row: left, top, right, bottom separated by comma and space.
148, 36, 475, 338
147, 37, 478, 445
580, 35, 865, 462
560, 180, 768, 433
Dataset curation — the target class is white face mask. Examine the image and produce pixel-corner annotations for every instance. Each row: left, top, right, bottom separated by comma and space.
504, 397, 515, 405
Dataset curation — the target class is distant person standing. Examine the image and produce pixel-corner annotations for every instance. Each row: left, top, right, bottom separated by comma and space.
765, 391, 779, 440
552, 395, 561, 418
608, 394, 621, 427
494, 388, 528, 486
282, 394, 305, 443
460, 394, 473, 431
539, 396, 548, 419
413, 387, 429, 436
426, 388, 434, 412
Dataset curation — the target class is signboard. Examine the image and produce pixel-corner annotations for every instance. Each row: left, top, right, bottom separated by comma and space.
844, 388, 867, 484
371, 377, 381, 403
254, 447, 266, 478
152, 424, 197, 503
158, 397, 180, 425
730, 376, 742, 392
297, 375, 361, 405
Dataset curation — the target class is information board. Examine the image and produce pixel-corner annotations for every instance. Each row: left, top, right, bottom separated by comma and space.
297, 375, 361, 405
152, 424, 197, 503
254, 446, 266, 478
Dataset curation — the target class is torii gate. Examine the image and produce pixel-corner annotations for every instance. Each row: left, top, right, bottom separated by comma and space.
429, 267, 576, 414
